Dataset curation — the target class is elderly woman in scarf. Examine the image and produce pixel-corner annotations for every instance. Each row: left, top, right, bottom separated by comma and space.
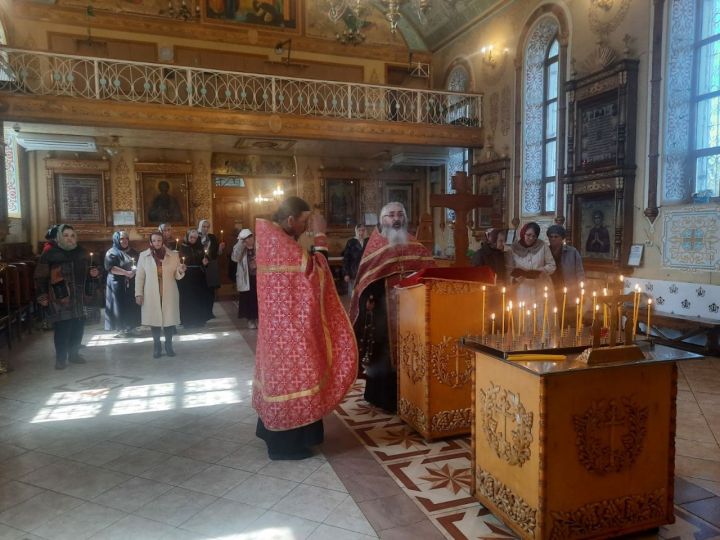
231, 228, 258, 328
104, 231, 140, 337
472, 228, 508, 284
197, 219, 225, 318
34, 224, 101, 370
509, 222, 556, 309
135, 232, 186, 358
179, 228, 213, 329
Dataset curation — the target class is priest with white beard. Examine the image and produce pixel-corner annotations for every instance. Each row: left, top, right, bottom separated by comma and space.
349, 202, 434, 412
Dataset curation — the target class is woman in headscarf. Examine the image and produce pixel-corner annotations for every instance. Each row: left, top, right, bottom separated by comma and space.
471, 228, 508, 284
135, 232, 186, 358
178, 228, 213, 329
104, 231, 140, 337
341, 223, 367, 297
509, 222, 556, 308
34, 224, 101, 369
197, 219, 225, 319
231, 229, 258, 328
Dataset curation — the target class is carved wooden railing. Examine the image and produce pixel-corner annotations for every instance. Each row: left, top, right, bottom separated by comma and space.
0, 47, 482, 127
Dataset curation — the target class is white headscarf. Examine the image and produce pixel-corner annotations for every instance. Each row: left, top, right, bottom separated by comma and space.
197, 219, 211, 248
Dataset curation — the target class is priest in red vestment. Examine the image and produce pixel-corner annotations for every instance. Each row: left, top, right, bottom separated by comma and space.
253, 196, 358, 460
350, 202, 434, 412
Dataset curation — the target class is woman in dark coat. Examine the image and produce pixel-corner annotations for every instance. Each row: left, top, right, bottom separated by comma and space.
34, 224, 101, 369
341, 224, 367, 297
471, 228, 508, 284
198, 219, 225, 320
104, 231, 140, 336
178, 228, 213, 328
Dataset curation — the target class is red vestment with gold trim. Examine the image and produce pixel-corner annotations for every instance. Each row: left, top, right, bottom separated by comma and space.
349, 229, 435, 325
253, 219, 358, 431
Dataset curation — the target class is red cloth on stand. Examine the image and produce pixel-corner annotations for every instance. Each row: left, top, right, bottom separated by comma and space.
253, 219, 357, 431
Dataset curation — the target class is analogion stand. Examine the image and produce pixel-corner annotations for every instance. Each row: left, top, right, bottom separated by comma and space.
463, 339, 700, 540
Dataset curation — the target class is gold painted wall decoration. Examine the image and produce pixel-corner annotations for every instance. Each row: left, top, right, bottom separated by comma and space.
572, 396, 648, 475
479, 382, 533, 467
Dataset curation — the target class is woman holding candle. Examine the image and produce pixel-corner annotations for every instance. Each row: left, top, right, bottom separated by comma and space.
104, 231, 140, 337
34, 224, 101, 369
178, 228, 213, 329
197, 220, 225, 319
508, 222, 557, 316
136, 232, 186, 358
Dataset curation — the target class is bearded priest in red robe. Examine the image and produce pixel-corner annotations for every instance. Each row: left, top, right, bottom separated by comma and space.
254, 197, 358, 460
350, 202, 434, 412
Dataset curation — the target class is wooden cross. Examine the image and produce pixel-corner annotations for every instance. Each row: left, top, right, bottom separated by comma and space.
429, 171, 493, 267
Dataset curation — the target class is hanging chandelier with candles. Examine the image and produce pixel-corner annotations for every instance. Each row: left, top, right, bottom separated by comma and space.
326, 0, 455, 39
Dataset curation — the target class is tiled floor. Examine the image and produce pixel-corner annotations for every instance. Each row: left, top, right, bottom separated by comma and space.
0, 302, 719, 539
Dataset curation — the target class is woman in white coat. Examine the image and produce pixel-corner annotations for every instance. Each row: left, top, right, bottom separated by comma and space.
135, 232, 186, 358
509, 222, 556, 312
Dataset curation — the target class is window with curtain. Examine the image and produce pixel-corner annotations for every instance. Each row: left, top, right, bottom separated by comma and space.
663, 0, 720, 201
521, 17, 560, 216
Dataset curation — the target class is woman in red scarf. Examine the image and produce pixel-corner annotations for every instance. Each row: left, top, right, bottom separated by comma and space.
509, 222, 556, 309
135, 232, 186, 358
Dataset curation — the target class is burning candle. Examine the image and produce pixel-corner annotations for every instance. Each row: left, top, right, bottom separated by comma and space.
633, 284, 641, 338
528, 309, 533, 337
603, 288, 608, 327
560, 287, 567, 334
575, 297, 581, 336
481, 285, 486, 337
182, 256, 186, 264
553, 307, 558, 331
501, 287, 506, 337
532, 304, 537, 336
176, 237, 179, 247
89, 252, 94, 266
491, 313, 496, 336
592, 291, 597, 322
646, 298, 653, 338
542, 293, 548, 336
518, 302, 524, 335
508, 301, 514, 339
579, 282, 585, 318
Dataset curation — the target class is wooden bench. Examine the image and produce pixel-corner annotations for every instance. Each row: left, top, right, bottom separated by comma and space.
625, 277, 720, 356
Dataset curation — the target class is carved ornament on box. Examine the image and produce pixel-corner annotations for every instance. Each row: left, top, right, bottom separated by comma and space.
479, 382, 534, 467
430, 408, 472, 433
475, 467, 537, 536
430, 337, 473, 388
398, 331, 426, 384
550, 488, 666, 539
429, 281, 484, 296
572, 396, 648, 475
398, 397, 428, 434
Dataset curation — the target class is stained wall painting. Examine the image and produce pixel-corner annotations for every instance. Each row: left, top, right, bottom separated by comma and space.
207, 0, 297, 29
304, 1, 401, 45
56, 0, 169, 16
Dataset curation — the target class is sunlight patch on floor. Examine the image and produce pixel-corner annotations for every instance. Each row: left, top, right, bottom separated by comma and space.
30, 377, 244, 423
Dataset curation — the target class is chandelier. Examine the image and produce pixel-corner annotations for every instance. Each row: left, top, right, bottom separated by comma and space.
326, 0, 453, 39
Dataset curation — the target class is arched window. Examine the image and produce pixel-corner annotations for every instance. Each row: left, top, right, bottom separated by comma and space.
522, 17, 561, 216
542, 39, 560, 212
663, 0, 720, 201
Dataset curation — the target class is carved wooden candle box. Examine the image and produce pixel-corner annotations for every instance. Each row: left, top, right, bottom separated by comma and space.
396, 267, 495, 440
466, 342, 699, 539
